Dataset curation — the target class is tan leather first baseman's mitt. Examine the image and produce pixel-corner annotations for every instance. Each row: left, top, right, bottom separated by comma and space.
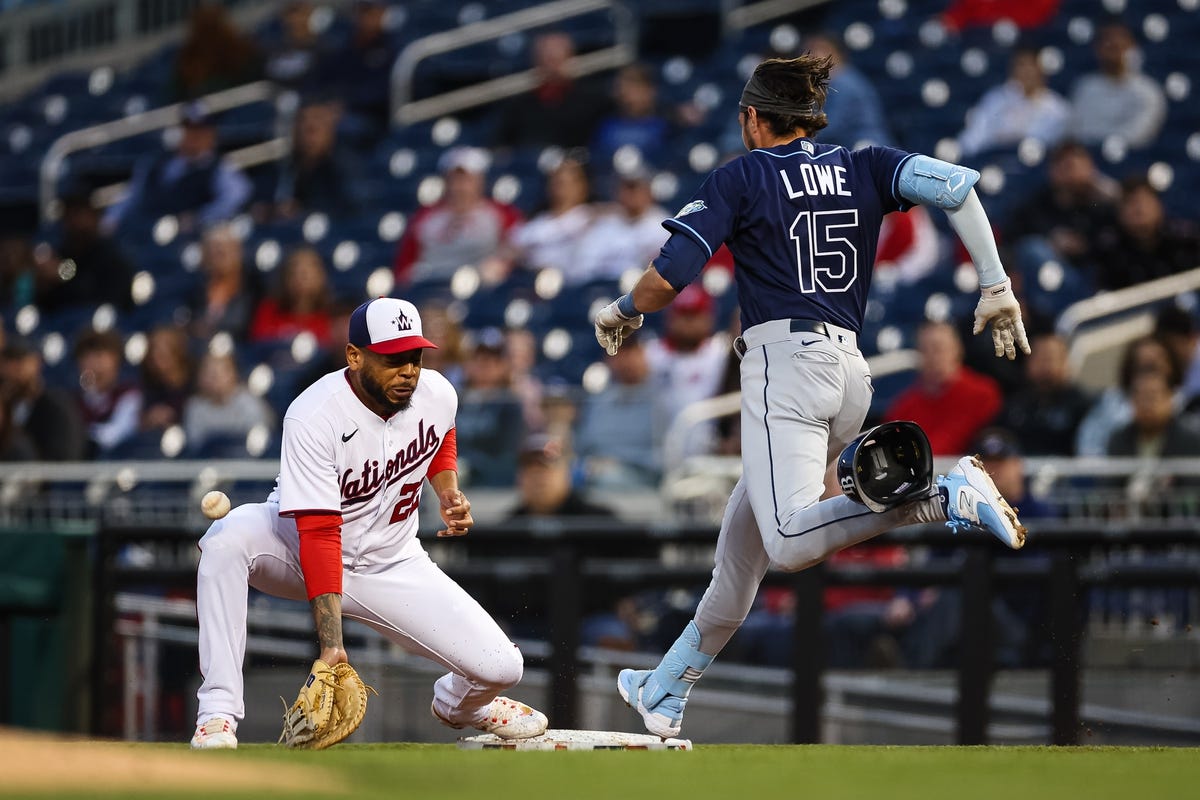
279, 659, 376, 749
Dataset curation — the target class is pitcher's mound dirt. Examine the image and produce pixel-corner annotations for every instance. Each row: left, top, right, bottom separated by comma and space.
0, 728, 332, 794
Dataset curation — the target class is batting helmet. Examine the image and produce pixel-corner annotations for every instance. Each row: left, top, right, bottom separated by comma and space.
836, 421, 934, 513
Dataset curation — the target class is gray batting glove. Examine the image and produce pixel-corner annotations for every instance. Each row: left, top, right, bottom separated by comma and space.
972, 277, 1031, 361
594, 299, 644, 356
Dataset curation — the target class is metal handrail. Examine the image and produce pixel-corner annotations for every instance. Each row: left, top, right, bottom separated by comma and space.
725, 0, 836, 32
38, 80, 282, 222
390, 0, 637, 126
1056, 266, 1200, 337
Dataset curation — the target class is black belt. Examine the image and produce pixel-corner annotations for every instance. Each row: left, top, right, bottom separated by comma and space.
733, 319, 834, 357
789, 319, 832, 336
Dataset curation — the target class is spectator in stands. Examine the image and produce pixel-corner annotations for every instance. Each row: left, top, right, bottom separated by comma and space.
874, 205, 941, 287
0, 236, 35, 310
1076, 334, 1183, 456
267, 97, 362, 220
996, 329, 1091, 456
484, 155, 595, 280
415, 301, 467, 391
0, 339, 85, 461
1069, 20, 1166, 149
1005, 140, 1118, 270
957, 46, 1070, 158
1107, 371, 1200, 458
1093, 177, 1200, 291
249, 246, 332, 346
539, 379, 580, 451
139, 325, 194, 433
0, 387, 37, 461
507, 433, 615, 518
494, 31, 610, 150
173, 3, 262, 100
572, 169, 669, 285
802, 33, 893, 149
645, 284, 730, 457
393, 147, 522, 285
505, 327, 545, 434
885, 320, 1002, 455
34, 189, 133, 314
262, 1, 325, 92
575, 335, 664, 489
940, 0, 1059, 33
296, 301, 358, 392
74, 328, 141, 458
1154, 307, 1200, 410
720, 32, 892, 155
103, 102, 253, 236
319, 0, 396, 143
975, 428, 1054, 519
189, 224, 258, 341
183, 350, 274, 451
591, 64, 672, 169
455, 328, 525, 487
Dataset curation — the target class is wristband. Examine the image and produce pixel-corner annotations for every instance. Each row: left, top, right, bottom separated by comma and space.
616, 293, 640, 319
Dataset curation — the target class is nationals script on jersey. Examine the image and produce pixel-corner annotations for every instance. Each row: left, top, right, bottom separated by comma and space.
268, 368, 457, 567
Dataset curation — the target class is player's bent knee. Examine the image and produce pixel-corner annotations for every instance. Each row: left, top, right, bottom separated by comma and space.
763, 537, 824, 573
479, 643, 524, 690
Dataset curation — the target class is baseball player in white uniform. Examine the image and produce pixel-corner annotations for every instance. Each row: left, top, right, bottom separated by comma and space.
190, 297, 548, 748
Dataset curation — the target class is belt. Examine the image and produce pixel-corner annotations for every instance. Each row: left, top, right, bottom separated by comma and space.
733, 319, 842, 357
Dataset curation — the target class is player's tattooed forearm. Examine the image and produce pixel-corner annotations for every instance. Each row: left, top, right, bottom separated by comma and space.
311, 593, 344, 650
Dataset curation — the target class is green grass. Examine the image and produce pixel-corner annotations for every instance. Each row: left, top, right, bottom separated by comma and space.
11, 744, 1200, 800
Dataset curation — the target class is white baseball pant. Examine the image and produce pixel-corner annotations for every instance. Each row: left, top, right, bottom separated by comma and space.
195, 501, 524, 730
691, 319, 944, 653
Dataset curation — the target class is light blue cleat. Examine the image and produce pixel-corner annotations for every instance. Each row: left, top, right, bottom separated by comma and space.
617, 621, 713, 738
936, 456, 1026, 549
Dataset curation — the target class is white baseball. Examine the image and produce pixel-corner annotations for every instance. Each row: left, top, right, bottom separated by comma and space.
201, 490, 232, 520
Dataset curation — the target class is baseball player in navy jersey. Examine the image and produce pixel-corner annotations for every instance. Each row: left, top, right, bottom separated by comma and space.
594, 55, 1031, 738
190, 297, 547, 748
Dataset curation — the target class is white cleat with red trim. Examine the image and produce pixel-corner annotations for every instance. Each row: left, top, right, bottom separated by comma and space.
433, 697, 548, 740
190, 716, 237, 749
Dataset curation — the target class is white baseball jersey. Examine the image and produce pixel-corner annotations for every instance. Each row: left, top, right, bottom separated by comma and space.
268, 367, 457, 567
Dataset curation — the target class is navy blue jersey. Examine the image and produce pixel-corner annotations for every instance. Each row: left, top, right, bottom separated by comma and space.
658, 138, 915, 331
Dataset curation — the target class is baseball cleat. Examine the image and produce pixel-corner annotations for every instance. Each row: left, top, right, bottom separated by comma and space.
190, 716, 237, 749
617, 668, 687, 739
937, 456, 1026, 549
433, 697, 548, 740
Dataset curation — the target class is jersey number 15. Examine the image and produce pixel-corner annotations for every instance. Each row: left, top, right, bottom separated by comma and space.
789, 209, 860, 293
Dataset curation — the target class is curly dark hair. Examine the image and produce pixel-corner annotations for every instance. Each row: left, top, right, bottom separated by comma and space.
747, 55, 833, 137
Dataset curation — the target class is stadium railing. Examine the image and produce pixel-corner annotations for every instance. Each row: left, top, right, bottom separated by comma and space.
389, 0, 637, 125
38, 79, 286, 222
0, 0, 277, 101
1056, 267, 1200, 392
94, 517, 1200, 745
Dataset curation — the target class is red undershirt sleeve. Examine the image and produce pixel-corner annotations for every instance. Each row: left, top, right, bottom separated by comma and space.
295, 511, 343, 599
429, 427, 457, 475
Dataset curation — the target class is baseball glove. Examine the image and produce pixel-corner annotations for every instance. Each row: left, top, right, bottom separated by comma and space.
278, 659, 376, 749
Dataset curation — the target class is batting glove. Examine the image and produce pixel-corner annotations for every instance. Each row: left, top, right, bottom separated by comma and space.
594, 297, 644, 356
972, 277, 1031, 361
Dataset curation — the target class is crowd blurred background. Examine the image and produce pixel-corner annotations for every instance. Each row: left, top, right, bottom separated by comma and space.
1, 0, 1200, 683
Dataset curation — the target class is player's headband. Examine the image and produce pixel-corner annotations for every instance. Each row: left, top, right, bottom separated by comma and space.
739, 73, 820, 118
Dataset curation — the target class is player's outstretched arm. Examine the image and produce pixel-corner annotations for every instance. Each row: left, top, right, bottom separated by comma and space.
897, 155, 1030, 360
594, 265, 679, 355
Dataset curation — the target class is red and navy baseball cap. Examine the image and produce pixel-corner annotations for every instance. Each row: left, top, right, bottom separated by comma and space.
348, 297, 438, 354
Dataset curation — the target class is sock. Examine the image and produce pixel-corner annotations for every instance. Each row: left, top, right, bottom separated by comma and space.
644, 621, 715, 706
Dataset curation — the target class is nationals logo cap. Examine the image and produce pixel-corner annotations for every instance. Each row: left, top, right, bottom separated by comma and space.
348, 297, 438, 354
